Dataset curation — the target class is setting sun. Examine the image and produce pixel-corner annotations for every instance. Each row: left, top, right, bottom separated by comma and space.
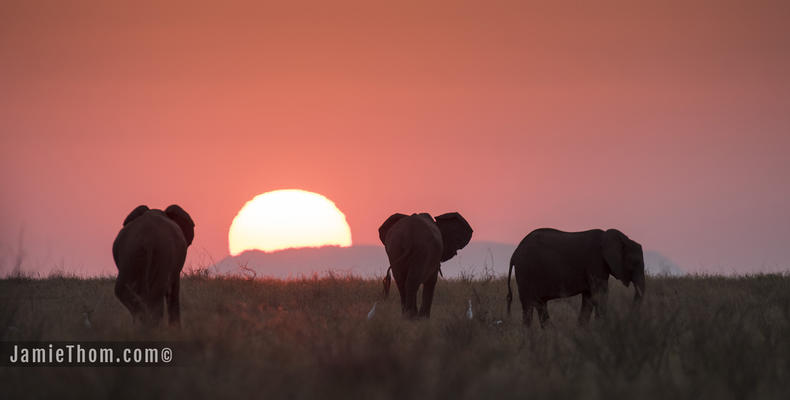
228, 189, 352, 256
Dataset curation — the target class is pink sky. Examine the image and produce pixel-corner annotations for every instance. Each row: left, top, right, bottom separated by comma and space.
2, 1, 789, 275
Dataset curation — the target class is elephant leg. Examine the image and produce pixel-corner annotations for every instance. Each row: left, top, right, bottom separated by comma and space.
518, 291, 534, 326
403, 273, 421, 319
115, 279, 144, 321
166, 277, 181, 327
518, 287, 534, 326
578, 292, 594, 326
390, 268, 408, 313
142, 296, 165, 327
591, 281, 609, 319
418, 269, 439, 318
397, 277, 407, 312
521, 302, 534, 327
140, 279, 166, 327
536, 301, 550, 328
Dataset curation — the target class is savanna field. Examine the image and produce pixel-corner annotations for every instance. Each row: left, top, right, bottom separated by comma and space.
1, 273, 790, 399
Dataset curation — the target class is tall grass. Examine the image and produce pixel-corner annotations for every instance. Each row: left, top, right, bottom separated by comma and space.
1, 274, 789, 399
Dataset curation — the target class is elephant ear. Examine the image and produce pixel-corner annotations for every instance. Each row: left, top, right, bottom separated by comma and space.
435, 212, 473, 262
378, 213, 408, 245
165, 204, 195, 246
603, 229, 628, 284
122, 205, 150, 226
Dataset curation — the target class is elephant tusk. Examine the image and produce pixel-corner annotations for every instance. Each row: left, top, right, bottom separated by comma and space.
367, 302, 377, 320
633, 286, 644, 303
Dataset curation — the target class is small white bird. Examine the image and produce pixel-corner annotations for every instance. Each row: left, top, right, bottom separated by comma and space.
367, 302, 378, 320
466, 299, 474, 320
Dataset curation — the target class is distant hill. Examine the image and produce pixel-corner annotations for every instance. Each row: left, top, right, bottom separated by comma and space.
211, 242, 684, 278
212, 245, 389, 279
211, 242, 515, 279
643, 251, 685, 276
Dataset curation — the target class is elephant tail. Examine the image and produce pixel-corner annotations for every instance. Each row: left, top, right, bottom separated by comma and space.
383, 266, 392, 297
382, 246, 411, 299
506, 258, 515, 316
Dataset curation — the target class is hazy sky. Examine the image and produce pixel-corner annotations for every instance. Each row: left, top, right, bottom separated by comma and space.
2, 1, 789, 275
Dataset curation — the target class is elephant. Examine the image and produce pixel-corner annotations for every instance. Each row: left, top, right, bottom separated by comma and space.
379, 212, 473, 318
112, 204, 194, 327
506, 228, 645, 327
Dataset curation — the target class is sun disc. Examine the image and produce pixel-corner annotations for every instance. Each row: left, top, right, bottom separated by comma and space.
228, 189, 352, 255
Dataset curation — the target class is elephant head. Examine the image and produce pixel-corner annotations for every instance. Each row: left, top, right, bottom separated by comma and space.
434, 212, 473, 262
602, 229, 646, 303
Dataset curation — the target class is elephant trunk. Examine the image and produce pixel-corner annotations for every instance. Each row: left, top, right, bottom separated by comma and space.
383, 266, 392, 298
506, 261, 515, 316
632, 269, 645, 304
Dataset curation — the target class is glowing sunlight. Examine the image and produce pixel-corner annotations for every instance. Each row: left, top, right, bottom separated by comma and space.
228, 189, 352, 255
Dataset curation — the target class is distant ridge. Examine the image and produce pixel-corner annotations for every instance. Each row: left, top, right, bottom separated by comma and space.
211, 242, 684, 279
643, 251, 685, 276
212, 245, 388, 279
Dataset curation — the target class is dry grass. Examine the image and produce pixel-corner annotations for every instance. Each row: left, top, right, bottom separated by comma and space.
1, 273, 790, 399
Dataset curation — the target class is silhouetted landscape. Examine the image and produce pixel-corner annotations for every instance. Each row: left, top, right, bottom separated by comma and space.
3, 1, 790, 399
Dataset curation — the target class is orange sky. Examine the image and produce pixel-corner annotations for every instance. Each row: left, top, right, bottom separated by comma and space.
2, 1, 789, 274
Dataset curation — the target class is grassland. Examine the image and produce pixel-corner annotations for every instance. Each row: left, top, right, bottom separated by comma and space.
1, 273, 789, 399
